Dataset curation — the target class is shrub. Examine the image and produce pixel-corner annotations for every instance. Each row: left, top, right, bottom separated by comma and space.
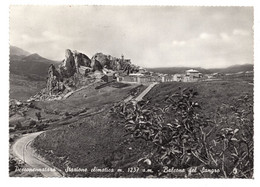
111, 87, 253, 178
35, 112, 42, 121
9, 158, 17, 172
9, 157, 24, 172
36, 123, 49, 131
14, 121, 22, 130
29, 120, 37, 127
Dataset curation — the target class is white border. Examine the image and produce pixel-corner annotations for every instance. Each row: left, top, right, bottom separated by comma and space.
1, 1, 259, 187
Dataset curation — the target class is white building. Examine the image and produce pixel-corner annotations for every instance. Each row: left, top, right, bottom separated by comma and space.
186, 69, 201, 77
184, 69, 202, 82
173, 74, 183, 82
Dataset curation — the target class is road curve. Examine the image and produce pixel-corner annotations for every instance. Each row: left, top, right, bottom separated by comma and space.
11, 83, 158, 177
12, 132, 63, 177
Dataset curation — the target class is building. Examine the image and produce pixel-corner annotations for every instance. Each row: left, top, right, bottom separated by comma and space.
183, 69, 202, 82
186, 69, 202, 77
161, 75, 174, 82
182, 75, 199, 82
117, 75, 138, 83
173, 74, 183, 82
117, 74, 161, 84
138, 67, 146, 74
138, 75, 161, 84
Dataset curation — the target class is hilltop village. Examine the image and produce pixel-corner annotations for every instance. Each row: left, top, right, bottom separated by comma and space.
117, 68, 203, 84
36, 49, 209, 100
11, 48, 253, 103
46, 48, 207, 88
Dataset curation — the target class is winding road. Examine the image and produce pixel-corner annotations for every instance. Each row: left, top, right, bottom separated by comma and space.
12, 132, 63, 177
11, 82, 158, 177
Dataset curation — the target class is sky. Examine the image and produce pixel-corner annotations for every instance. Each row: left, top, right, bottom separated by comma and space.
10, 6, 253, 68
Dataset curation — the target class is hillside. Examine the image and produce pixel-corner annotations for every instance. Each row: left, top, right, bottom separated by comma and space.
10, 81, 148, 177
9, 46, 61, 100
9, 47, 253, 178
210, 64, 254, 74
29, 80, 253, 178
9, 74, 46, 101
10, 53, 60, 79
147, 67, 211, 75
147, 64, 254, 74
10, 45, 30, 56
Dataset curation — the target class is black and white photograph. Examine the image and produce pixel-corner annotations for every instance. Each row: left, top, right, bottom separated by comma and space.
8, 5, 254, 179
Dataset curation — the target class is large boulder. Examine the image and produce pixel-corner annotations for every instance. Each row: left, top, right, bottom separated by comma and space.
73, 51, 91, 70
91, 53, 111, 69
91, 58, 103, 72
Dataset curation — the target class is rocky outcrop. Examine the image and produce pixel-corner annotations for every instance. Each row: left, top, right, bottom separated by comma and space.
91, 58, 103, 72
63, 49, 76, 77
28, 49, 140, 101
73, 51, 91, 73
46, 64, 65, 95
44, 49, 99, 98
91, 53, 111, 69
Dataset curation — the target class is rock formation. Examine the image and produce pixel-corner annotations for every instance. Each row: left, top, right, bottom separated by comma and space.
63, 49, 76, 77
46, 64, 64, 95
109, 59, 121, 71
91, 53, 111, 69
29, 49, 140, 101
73, 50, 91, 73
90, 58, 103, 72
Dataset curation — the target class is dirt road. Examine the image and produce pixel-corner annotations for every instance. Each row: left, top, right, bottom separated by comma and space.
12, 132, 63, 177
11, 82, 158, 177
135, 82, 158, 101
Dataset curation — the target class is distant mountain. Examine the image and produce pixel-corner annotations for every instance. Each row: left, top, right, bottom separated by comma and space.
147, 64, 254, 75
147, 67, 211, 75
9, 46, 61, 100
10, 45, 30, 56
209, 64, 254, 74
10, 46, 60, 79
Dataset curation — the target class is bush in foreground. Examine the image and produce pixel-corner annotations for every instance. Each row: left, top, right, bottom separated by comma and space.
111, 87, 253, 178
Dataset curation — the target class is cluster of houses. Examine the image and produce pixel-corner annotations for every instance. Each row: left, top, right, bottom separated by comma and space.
100, 54, 253, 85
116, 69, 204, 84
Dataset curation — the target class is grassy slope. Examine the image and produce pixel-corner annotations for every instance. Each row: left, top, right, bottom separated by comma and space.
145, 80, 253, 115
10, 74, 46, 101
32, 83, 150, 177
32, 80, 253, 177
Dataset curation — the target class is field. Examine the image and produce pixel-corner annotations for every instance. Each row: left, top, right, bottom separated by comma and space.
31, 80, 253, 178
30, 83, 148, 177
145, 80, 253, 115
9, 81, 145, 131
10, 74, 46, 101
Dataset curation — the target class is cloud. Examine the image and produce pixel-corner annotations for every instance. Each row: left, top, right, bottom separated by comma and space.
219, 33, 230, 41
199, 33, 213, 40
172, 41, 186, 46
233, 29, 250, 36
10, 6, 253, 68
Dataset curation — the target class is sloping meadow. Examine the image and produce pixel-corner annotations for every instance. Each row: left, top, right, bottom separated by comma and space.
32, 80, 253, 178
